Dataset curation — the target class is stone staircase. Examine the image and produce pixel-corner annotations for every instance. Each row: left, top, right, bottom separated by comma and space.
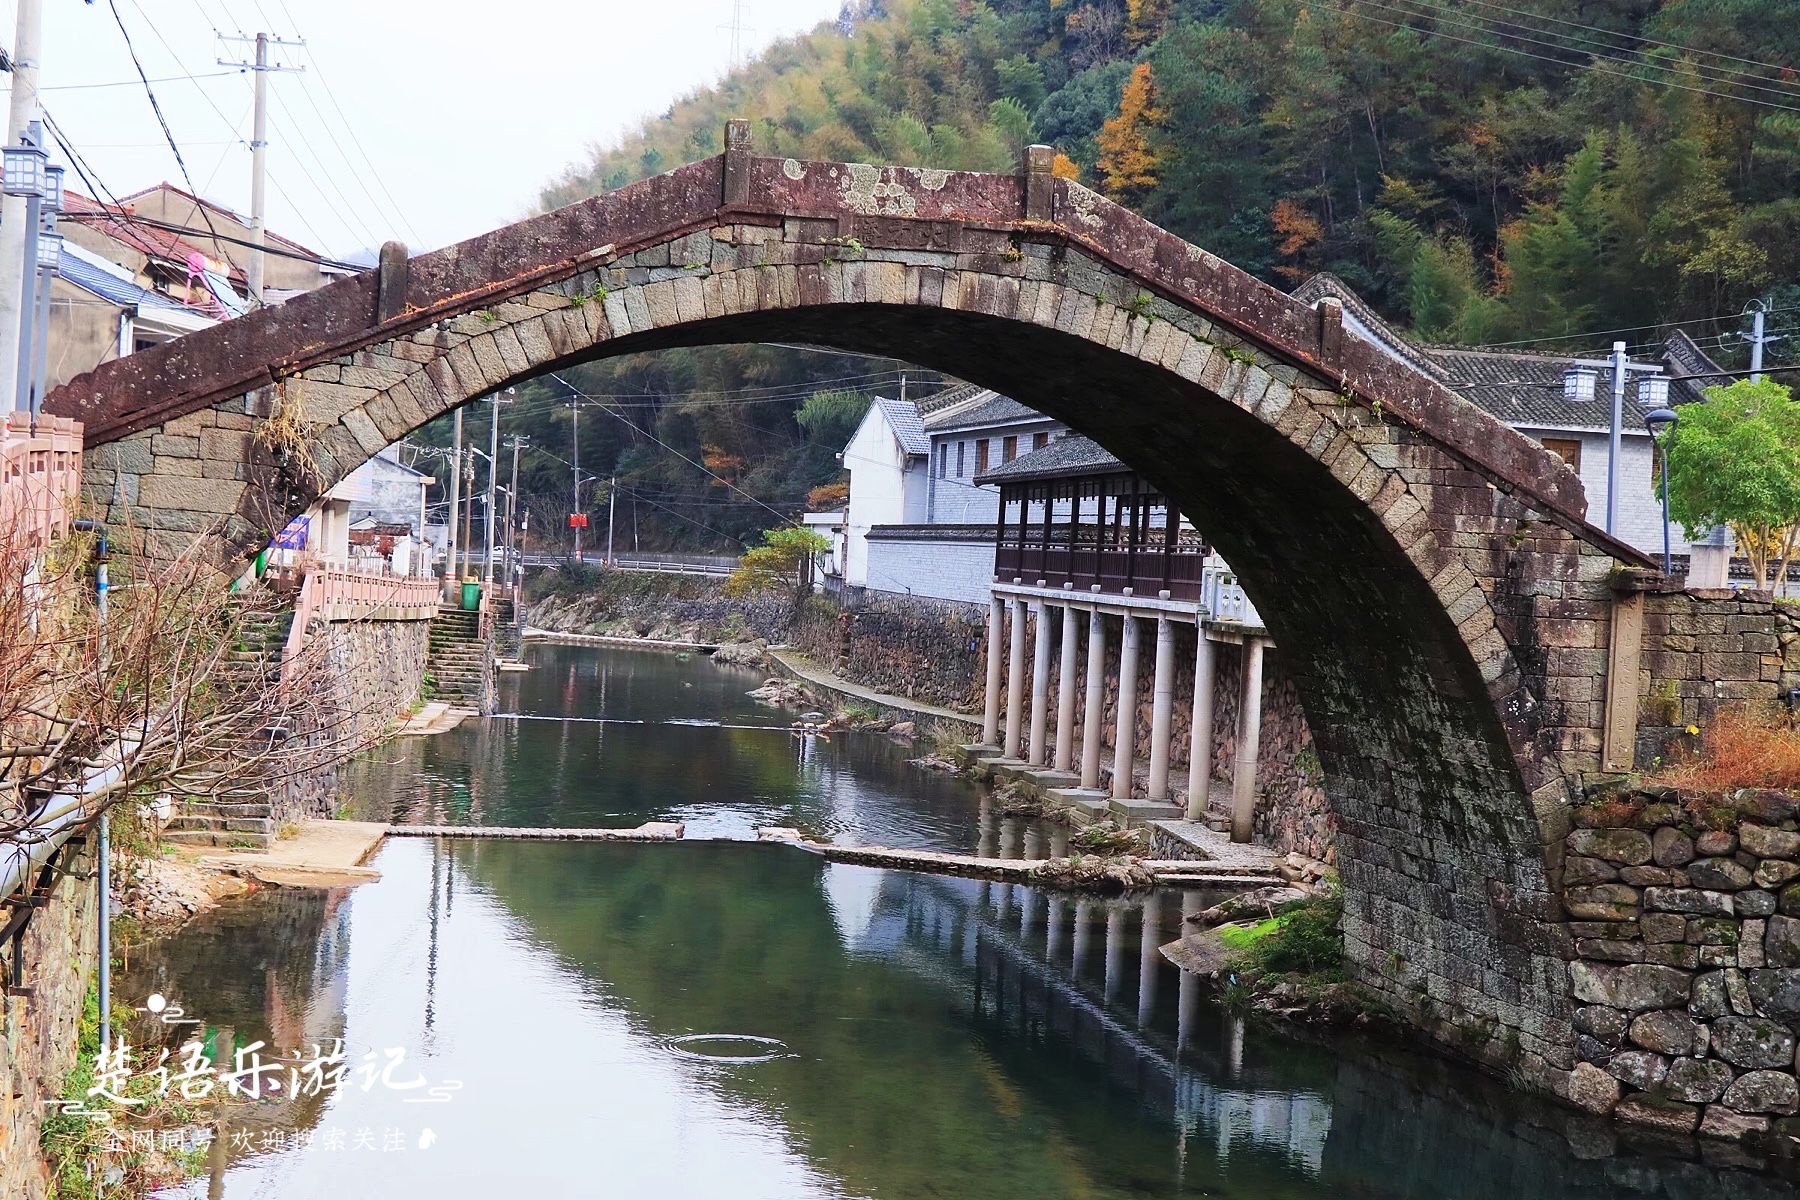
428, 606, 489, 707
493, 595, 523, 660
161, 607, 293, 848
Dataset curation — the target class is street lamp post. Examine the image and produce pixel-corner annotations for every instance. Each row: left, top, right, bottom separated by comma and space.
1645, 406, 1679, 575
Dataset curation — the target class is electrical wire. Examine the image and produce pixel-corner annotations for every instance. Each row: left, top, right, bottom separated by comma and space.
277, 0, 425, 246
1452, 0, 1800, 80
1375, 0, 1800, 103
263, 93, 384, 249
1324, 0, 1800, 114
105, 0, 229, 247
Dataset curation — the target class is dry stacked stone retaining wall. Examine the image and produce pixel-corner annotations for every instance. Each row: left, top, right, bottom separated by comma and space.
1563, 784, 1800, 1142
792, 592, 987, 711
1638, 589, 1800, 766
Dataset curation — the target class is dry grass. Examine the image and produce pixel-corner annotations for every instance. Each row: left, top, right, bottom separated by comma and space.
1654, 705, 1800, 792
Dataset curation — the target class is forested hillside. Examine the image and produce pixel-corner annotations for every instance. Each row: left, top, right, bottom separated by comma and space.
442, 0, 1800, 553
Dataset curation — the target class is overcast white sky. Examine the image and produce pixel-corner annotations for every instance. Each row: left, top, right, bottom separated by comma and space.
13, 0, 843, 259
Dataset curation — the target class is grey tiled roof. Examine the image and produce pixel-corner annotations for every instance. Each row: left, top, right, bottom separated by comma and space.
1289, 273, 1733, 433
914, 381, 984, 417
1421, 346, 1667, 431
926, 392, 1041, 432
873, 394, 929, 456
975, 434, 1122, 484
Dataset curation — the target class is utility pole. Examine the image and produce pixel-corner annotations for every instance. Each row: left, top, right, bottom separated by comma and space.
1606, 341, 1625, 537
0, 0, 41, 414
570, 400, 583, 562
1743, 300, 1786, 384
606, 476, 617, 566
461, 447, 475, 582
446, 408, 463, 597
484, 392, 501, 584
217, 32, 304, 306
507, 436, 525, 602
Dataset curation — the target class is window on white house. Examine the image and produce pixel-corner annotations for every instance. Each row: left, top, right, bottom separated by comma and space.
956, 441, 966, 477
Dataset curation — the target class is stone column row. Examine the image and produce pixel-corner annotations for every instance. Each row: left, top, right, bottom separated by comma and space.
987, 597, 1267, 840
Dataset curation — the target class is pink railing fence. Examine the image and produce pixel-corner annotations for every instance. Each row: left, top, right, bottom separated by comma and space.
280, 566, 440, 683
1, 413, 83, 550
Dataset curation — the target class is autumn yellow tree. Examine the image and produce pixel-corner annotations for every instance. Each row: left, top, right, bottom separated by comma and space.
1097, 63, 1162, 202
1125, 0, 1169, 47
1270, 198, 1323, 282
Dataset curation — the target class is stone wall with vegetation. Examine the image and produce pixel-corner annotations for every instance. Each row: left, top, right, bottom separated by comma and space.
1639, 588, 1800, 766
1562, 784, 1800, 1142
0, 846, 97, 1200
793, 592, 986, 711
528, 571, 793, 644
271, 616, 431, 825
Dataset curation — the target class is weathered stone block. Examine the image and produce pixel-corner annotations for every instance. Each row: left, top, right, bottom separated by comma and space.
1564, 855, 1619, 885
1667, 1057, 1736, 1103
1571, 962, 1694, 1011
1697, 830, 1739, 856
1756, 858, 1800, 889
1613, 1095, 1701, 1134
1699, 1105, 1771, 1141
1629, 1009, 1702, 1056
1642, 912, 1687, 943
1766, 915, 1800, 967
1710, 1014, 1796, 1068
1739, 889, 1777, 917
1566, 1062, 1621, 1114
1573, 1005, 1628, 1044
1651, 826, 1696, 867
1742, 824, 1800, 859
1566, 884, 1640, 920
1688, 857, 1755, 890
1721, 1070, 1800, 1115
1645, 887, 1734, 916
1746, 968, 1800, 1018
1606, 1049, 1669, 1090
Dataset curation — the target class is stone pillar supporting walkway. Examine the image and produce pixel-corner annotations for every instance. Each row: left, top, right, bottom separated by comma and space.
1146, 615, 1177, 801
1054, 601, 1079, 773
1185, 634, 1217, 821
1004, 597, 1027, 759
1230, 636, 1266, 843
1081, 608, 1107, 789
982, 596, 1004, 746
1111, 615, 1140, 801
1028, 600, 1052, 766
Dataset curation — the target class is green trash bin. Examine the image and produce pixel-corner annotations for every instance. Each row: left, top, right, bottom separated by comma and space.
460, 579, 481, 610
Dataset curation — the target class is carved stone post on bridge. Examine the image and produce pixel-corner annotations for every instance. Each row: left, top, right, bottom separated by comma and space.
1111, 615, 1140, 800
1230, 637, 1266, 843
1081, 608, 1106, 789
1146, 615, 1176, 801
1004, 597, 1027, 759
1054, 600, 1079, 773
1185, 634, 1217, 821
1028, 601, 1052, 766
982, 595, 1004, 747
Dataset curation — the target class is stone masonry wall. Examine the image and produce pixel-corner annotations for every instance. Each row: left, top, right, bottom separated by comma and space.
1561, 785, 1800, 1143
271, 616, 431, 825
1639, 588, 1800, 766
0, 845, 98, 1200
800, 591, 988, 711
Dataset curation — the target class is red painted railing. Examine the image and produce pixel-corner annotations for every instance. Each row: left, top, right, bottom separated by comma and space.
1, 413, 83, 550
280, 566, 439, 683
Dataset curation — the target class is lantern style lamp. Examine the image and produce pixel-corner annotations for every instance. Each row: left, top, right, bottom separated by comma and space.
1, 141, 46, 197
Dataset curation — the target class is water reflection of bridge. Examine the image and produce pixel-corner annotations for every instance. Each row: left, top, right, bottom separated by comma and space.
824, 855, 1334, 1179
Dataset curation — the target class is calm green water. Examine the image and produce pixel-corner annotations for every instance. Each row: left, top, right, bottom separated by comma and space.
134, 644, 1800, 1198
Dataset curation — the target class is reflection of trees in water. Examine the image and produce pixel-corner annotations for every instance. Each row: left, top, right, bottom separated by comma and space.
123, 885, 354, 1160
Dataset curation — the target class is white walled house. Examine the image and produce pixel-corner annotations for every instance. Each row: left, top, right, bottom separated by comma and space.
842, 384, 1072, 604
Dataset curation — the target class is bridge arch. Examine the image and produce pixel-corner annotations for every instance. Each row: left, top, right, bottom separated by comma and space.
51, 129, 1648, 1079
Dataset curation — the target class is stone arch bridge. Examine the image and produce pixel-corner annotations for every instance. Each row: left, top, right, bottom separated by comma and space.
47, 124, 1778, 1091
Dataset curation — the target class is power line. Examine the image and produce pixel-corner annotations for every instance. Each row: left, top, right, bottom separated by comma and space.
1381, 0, 1800, 103
105, 0, 229, 247
1453, 0, 1800, 80
1325, 0, 1800, 114
276, 0, 424, 246
263, 91, 383, 248
547, 370, 801, 527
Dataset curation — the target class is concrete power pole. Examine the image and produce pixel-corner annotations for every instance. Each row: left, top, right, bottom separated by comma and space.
507, 436, 525, 602
1744, 301, 1786, 384
446, 408, 463, 598
484, 392, 501, 584
217, 33, 303, 306
570, 401, 583, 562
0, 0, 43, 414
606, 476, 617, 566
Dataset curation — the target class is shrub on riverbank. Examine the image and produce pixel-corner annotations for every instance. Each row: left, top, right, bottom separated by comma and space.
1221, 895, 1345, 981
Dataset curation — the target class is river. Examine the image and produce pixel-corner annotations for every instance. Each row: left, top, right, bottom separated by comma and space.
132, 642, 1800, 1198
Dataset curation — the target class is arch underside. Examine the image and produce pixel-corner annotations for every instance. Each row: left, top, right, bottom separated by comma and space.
77, 218, 1630, 1071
